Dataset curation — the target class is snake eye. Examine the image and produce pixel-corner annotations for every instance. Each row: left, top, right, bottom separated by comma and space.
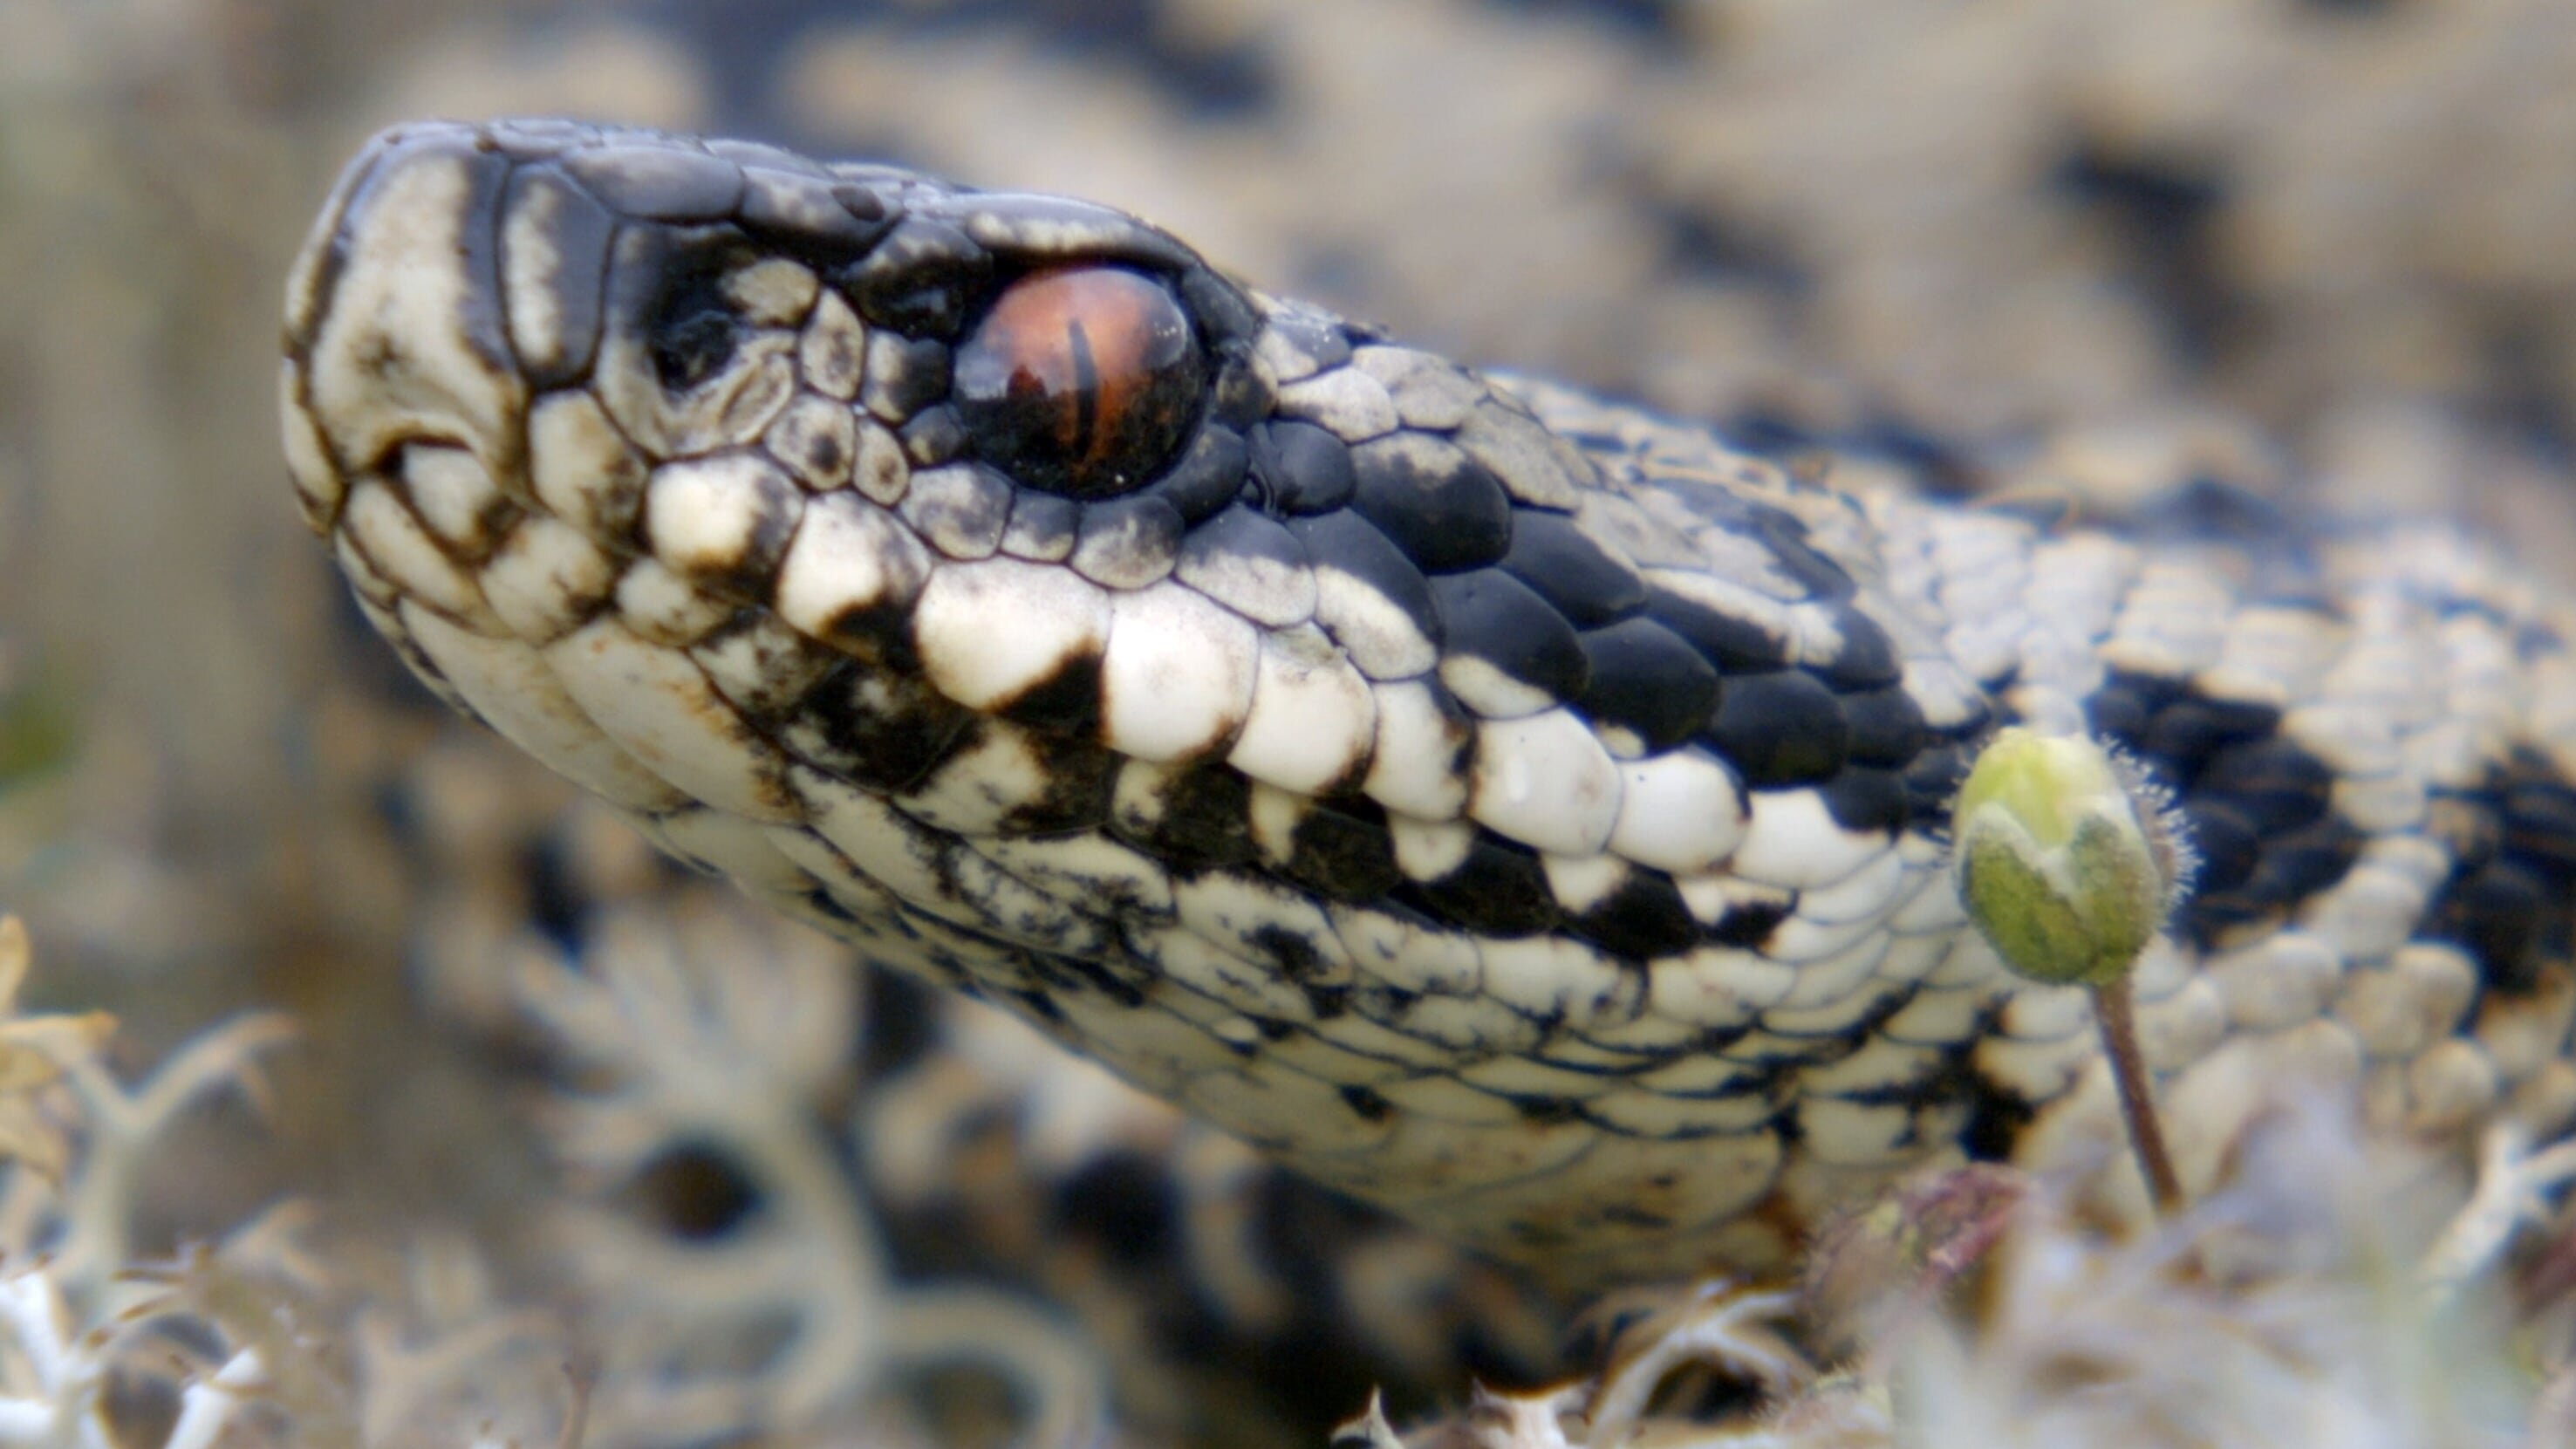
953, 266, 1204, 499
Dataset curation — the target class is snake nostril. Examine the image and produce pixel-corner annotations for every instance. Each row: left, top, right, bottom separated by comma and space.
646, 270, 741, 393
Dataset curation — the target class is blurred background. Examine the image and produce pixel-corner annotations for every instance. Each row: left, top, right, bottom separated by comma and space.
7, 0, 2576, 1441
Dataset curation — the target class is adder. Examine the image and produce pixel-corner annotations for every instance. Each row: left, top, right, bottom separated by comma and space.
279, 119, 2576, 1290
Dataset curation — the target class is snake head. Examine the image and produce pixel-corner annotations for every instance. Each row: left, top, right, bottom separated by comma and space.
274, 119, 1645, 819
277, 120, 1290, 803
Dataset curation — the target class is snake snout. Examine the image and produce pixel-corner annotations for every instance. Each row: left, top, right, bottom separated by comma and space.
281, 124, 531, 540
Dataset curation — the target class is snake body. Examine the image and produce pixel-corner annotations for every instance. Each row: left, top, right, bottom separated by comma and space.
282, 120, 2576, 1287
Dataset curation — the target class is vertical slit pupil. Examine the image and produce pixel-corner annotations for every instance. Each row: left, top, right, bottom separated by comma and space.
1065, 315, 1099, 458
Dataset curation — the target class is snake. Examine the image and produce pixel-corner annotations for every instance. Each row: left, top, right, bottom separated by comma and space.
279, 119, 2576, 1292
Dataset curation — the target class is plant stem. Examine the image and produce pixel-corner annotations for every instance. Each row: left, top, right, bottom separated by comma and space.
2092, 974, 2183, 1216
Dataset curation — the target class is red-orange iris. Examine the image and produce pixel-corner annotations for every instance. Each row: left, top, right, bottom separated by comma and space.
953, 265, 1203, 499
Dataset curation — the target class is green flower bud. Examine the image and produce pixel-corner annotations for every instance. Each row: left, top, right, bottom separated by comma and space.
1952, 728, 2185, 988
